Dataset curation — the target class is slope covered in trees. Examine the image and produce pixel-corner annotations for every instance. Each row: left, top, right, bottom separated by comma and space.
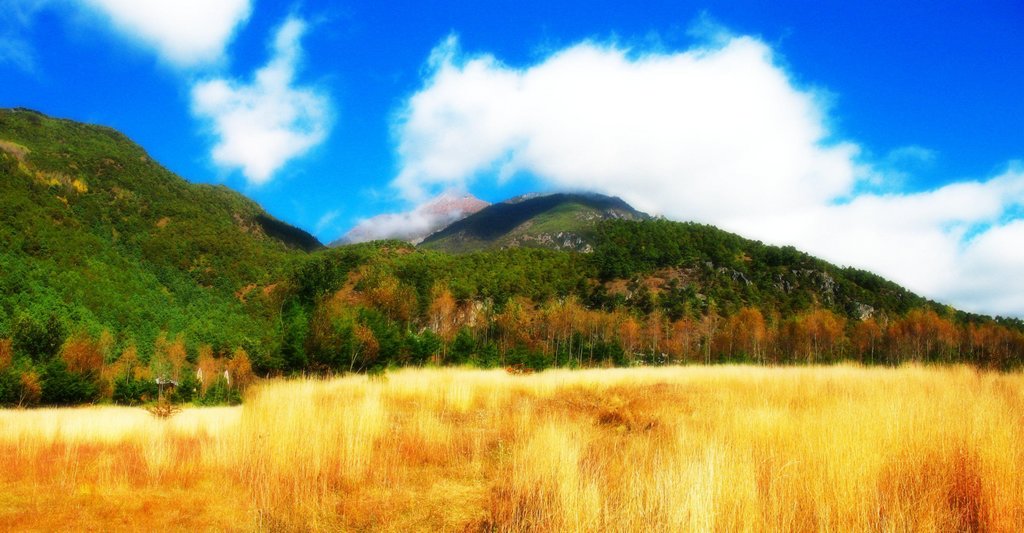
0, 110, 1021, 407
0, 108, 313, 404
265, 231, 1023, 377
419, 192, 648, 252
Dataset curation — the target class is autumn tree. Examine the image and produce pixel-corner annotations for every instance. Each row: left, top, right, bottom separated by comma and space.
152, 333, 189, 382
365, 273, 415, 325
196, 344, 220, 395
664, 318, 699, 363
227, 348, 255, 390
888, 309, 957, 362
494, 297, 535, 359
108, 344, 156, 405
350, 324, 380, 372
851, 318, 883, 364
0, 338, 11, 371
783, 309, 845, 363
18, 370, 42, 407
965, 322, 1020, 369
729, 307, 767, 362
696, 311, 722, 364
617, 313, 641, 365
546, 296, 585, 365
428, 283, 459, 348
59, 331, 105, 391
641, 310, 665, 362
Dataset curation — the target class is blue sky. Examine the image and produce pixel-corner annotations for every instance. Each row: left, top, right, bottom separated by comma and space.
2, 1, 1023, 317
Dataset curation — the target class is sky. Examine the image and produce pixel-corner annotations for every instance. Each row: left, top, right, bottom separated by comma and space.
2, 1, 1023, 317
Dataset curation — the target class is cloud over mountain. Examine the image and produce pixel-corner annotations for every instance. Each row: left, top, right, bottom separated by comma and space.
336, 191, 489, 245
392, 34, 1024, 316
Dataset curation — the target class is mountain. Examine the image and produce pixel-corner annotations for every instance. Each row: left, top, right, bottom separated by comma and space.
0, 109, 1020, 393
0, 108, 319, 358
419, 192, 648, 253
332, 192, 488, 246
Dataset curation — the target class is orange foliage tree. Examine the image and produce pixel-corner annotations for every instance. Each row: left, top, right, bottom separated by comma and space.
196, 345, 220, 395
724, 307, 767, 362
152, 333, 189, 382
18, 370, 42, 407
888, 309, 957, 362
227, 348, 255, 390
617, 313, 641, 365
428, 283, 459, 347
851, 318, 884, 364
965, 322, 1023, 369
365, 273, 415, 325
0, 338, 11, 371
783, 309, 845, 364
60, 332, 105, 377
351, 324, 380, 372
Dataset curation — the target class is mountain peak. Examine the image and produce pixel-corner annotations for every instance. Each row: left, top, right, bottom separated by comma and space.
419, 191, 648, 253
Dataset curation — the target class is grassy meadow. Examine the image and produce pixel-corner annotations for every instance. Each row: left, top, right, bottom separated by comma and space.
1, 365, 1022, 531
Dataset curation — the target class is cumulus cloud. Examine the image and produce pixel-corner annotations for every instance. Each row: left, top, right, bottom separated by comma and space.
391, 35, 1024, 317
393, 35, 858, 218
79, 0, 250, 66
732, 168, 1024, 315
191, 17, 331, 185
953, 218, 1024, 314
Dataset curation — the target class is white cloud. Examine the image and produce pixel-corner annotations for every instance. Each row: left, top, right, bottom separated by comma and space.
191, 17, 331, 185
338, 191, 488, 245
394, 36, 859, 219
341, 209, 446, 245
392, 35, 1024, 317
79, 0, 250, 66
730, 169, 1024, 316
954, 218, 1024, 314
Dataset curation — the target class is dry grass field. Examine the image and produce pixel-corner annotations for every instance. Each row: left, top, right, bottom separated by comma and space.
1, 365, 1023, 532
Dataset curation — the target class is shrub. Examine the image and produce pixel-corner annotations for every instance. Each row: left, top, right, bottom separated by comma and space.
112, 374, 157, 405
40, 359, 99, 405
198, 377, 241, 406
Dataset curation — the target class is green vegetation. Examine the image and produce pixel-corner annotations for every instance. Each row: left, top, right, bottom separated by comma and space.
0, 108, 307, 405
420, 192, 647, 252
0, 109, 1022, 407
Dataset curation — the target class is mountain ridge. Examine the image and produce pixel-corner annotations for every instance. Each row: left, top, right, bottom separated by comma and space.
419, 191, 648, 253
1, 108, 1021, 388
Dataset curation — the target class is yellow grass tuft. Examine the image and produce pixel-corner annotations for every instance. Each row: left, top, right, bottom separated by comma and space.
1, 365, 1023, 531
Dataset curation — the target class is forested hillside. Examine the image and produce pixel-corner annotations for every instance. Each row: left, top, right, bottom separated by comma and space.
0, 108, 317, 405
420, 192, 647, 252
1, 109, 1021, 407
267, 230, 1023, 377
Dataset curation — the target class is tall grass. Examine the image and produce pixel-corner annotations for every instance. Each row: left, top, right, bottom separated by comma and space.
1, 365, 1022, 531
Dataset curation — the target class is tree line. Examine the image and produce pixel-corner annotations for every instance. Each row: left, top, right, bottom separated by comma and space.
277, 263, 1024, 375
2, 257, 1022, 408
0, 322, 253, 407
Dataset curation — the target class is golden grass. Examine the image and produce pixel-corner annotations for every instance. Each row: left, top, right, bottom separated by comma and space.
1, 365, 1023, 531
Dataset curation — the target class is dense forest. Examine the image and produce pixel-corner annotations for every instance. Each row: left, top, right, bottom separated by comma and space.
1, 108, 1023, 407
